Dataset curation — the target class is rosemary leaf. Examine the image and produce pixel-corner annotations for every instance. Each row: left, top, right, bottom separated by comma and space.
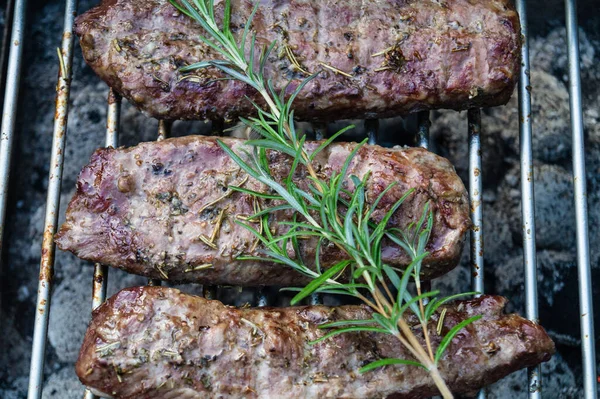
290, 260, 350, 305
434, 315, 483, 364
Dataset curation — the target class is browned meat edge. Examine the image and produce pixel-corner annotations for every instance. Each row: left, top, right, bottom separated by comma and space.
55, 136, 470, 286
77, 287, 555, 399
74, 0, 521, 121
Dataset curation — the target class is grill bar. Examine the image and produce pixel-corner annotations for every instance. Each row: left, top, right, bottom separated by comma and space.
514, 0, 543, 396
0, 0, 15, 109
0, 0, 26, 291
365, 118, 379, 145
105, 90, 122, 148
314, 124, 325, 140
564, 1, 598, 397
157, 119, 172, 141
83, 89, 121, 399
417, 112, 432, 310
468, 108, 484, 296
417, 111, 431, 149
257, 288, 268, 307
27, 0, 77, 397
468, 109, 486, 399
309, 293, 322, 306
91, 89, 121, 310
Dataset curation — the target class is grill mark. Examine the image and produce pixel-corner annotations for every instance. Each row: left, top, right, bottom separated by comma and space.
74, 0, 521, 121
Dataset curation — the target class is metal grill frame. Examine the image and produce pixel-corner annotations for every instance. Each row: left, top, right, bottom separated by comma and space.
0, 0, 25, 321
0, 0, 593, 397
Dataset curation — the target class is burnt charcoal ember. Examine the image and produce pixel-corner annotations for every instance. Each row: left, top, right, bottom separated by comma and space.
55, 136, 470, 286
74, 0, 521, 121
77, 287, 555, 399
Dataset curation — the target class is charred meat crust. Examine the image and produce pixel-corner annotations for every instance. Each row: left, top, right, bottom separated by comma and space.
77, 287, 555, 399
74, 0, 521, 121
55, 136, 470, 286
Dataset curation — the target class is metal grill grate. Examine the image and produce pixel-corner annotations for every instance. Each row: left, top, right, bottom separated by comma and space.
0, 0, 593, 397
0, 0, 25, 317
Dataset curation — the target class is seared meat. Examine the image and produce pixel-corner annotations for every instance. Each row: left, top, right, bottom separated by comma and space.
77, 287, 555, 399
55, 136, 470, 286
75, 0, 520, 121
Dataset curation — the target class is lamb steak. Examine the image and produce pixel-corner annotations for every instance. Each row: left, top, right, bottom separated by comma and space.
74, 0, 521, 121
77, 287, 555, 398
55, 136, 470, 286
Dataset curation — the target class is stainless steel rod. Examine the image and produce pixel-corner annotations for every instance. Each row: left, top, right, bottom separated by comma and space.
365, 119, 379, 145
83, 89, 121, 399
309, 293, 323, 306
157, 119, 172, 142
27, 0, 77, 397
314, 124, 325, 141
565, 0, 598, 397
418, 112, 431, 306
515, 0, 543, 396
90, 91, 120, 307
0, 0, 26, 305
417, 111, 431, 149
468, 108, 484, 295
468, 108, 485, 399
257, 289, 268, 307
0, 0, 15, 109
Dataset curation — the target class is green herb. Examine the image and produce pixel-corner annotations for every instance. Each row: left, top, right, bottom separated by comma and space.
170, 1, 479, 397
200, 374, 212, 390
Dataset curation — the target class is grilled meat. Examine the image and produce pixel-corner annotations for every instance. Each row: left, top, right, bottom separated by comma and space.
75, 0, 521, 121
77, 287, 555, 399
55, 136, 470, 286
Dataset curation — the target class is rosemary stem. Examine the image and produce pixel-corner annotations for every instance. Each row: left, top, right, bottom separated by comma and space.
417, 283, 435, 361
259, 88, 282, 120
371, 284, 393, 313
396, 319, 453, 398
392, 332, 423, 363
381, 279, 396, 306
364, 284, 390, 317
361, 270, 377, 294
372, 290, 388, 317
283, 120, 320, 182
390, 327, 453, 398
428, 364, 453, 399
422, 321, 435, 362
397, 319, 431, 369
257, 84, 322, 187
354, 292, 379, 312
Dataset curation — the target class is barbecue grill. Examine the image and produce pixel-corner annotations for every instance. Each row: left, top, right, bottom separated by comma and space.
0, 0, 596, 397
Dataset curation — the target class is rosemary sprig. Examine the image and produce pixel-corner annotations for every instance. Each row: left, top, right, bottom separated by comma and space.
171, 1, 479, 397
